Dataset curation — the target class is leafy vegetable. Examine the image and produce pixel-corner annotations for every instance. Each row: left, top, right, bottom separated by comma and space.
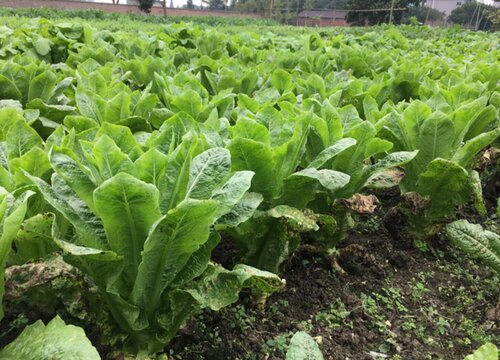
28, 134, 282, 354
446, 220, 500, 274
464, 342, 498, 360
0, 316, 100, 360
286, 331, 324, 360
0, 189, 33, 320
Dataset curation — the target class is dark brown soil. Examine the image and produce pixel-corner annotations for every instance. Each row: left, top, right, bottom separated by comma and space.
168, 210, 499, 360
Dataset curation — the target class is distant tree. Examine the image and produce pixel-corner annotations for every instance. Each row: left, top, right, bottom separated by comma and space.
448, 1, 496, 30
486, 7, 500, 31
405, 5, 444, 23
202, 0, 226, 9
186, 0, 195, 9
233, 0, 347, 19
234, 0, 267, 14
346, 0, 422, 25
138, 0, 155, 12
314, 0, 348, 9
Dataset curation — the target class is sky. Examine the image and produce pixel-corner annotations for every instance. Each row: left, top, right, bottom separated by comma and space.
168, 0, 188, 7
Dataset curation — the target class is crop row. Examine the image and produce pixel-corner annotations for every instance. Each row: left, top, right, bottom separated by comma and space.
0, 18, 498, 358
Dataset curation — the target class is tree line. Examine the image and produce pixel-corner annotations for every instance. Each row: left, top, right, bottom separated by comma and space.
135, 0, 499, 29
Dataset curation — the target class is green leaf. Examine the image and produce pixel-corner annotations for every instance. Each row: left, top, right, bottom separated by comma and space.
274, 119, 310, 184
0, 108, 23, 141
363, 95, 379, 123
76, 87, 105, 124
268, 205, 319, 232
185, 263, 282, 311
231, 117, 270, 144
50, 148, 97, 212
279, 175, 319, 209
131, 199, 217, 313
286, 331, 324, 360
0, 191, 33, 320
451, 97, 488, 148
94, 173, 161, 285
416, 159, 471, 219
12, 213, 57, 264
96, 122, 143, 161
451, 128, 500, 168
288, 168, 350, 192
271, 69, 293, 93
446, 220, 500, 274
232, 215, 300, 273
216, 192, 263, 228
186, 148, 231, 200
9, 147, 52, 186
307, 138, 357, 169
33, 37, 53, 56
170, 232, 221, 288
104, 92, 131, 123
26, 99, 75, 123
211, 170, 254, 219
0, 74, 21, 100
134, 148, 168, 187
64, 116, 99, 133
159, 136, 197, 212
91, 135, 136, 180
464, 343, 498, 360
28, 71, 57, 104
171, 89, 203, 120
5, 120, 42, 160
371, 151, 419, 173
416, 114, 455, 168
227, 137, 277, 198
401, 100, 433, 150
364, 138, 393, 158
464, 105, 498, 140
0, 316, 100, 360
27, 173, 107, 250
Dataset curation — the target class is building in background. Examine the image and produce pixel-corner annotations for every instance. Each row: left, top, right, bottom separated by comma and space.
423, 0, 499, 15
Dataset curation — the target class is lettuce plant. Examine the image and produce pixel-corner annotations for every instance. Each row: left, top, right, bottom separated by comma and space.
0, 107, 52, 191
380, 98, 500, 240
27, 127, 282, 355
0, 188, 33, 320
446, 220, 500, 274
0, 316, 100, 360
299, 101, 417, 247
225, 111, 354, 273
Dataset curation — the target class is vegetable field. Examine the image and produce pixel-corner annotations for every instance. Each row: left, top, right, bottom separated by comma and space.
0, 13, 499, 360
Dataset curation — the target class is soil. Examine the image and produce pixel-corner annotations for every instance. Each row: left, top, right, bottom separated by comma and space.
168, 205, 499, 360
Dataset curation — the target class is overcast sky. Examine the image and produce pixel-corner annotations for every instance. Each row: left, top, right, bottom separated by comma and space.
170, 0, 188, 7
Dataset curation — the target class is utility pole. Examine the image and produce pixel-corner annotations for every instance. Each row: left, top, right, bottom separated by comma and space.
296, 0, 300, 25
389, 0, 396, 24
